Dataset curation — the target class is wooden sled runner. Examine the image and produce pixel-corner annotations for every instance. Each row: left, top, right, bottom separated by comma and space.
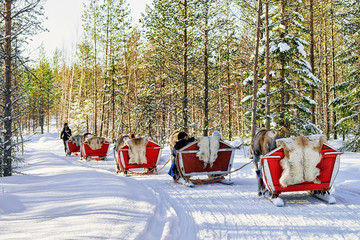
176, 140, 235, 186
115, 140, 163, 175
65, 140, 80, 156
261, 142, 343, 206
81, 141, 110, 161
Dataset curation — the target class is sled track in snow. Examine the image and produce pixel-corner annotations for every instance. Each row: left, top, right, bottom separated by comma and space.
37, 141, 360, 239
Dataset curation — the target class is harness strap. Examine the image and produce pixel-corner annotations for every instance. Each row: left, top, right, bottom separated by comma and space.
120, 157, 172, 176
187, 160, 253, 184
82, 150, 114, 161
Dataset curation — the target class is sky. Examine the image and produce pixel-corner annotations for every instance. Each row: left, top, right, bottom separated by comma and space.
1, 121, 359, 239
27, 0, 153, 61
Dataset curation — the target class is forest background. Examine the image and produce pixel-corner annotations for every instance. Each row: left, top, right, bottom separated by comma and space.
1, 0, 359, 176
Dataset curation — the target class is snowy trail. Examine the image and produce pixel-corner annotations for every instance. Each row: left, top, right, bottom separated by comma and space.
1, 132, 360, 239
123, 148, 360, 239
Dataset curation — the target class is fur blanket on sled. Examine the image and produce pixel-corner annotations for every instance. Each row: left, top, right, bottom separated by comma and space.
87, 136, 106, 150
126, 137, 149, 164
276, 135, 326, 187
196, 135, 221, 168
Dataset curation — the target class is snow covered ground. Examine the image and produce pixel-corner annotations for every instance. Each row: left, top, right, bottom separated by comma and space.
1, 126, 360, 239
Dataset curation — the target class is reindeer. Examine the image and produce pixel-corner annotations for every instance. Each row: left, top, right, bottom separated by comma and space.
168, 130, 180, 153
251, 129, 280, 196
114, 134, 130, 151
113, 134, 130, 173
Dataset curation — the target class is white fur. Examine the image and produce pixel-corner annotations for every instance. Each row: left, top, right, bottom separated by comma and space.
88, 136, 106, 150
266, 131, 278, 141
212, 131, 222, 138
126, 137, 148, 164
303, 143, 322, 184
196, 136, 221, 168
278, 140, 306, 187
277, 136, 325, 187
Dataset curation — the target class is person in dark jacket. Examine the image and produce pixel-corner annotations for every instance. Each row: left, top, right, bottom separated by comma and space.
168, 131, 195, 181
60, 123, 72, 153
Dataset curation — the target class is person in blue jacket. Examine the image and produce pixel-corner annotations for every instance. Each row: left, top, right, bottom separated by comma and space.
168, 131, 195, 182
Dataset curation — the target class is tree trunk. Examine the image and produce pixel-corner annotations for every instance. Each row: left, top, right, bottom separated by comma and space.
225, 6, 232, 140
218, 48, 223, 134
264, 0, 270, 129
39, 76, 44, 134
93, 5, 98, 135
309, 0, 316, 124
227, 49, 232, 140
330, 1, 337, 139
323, 3, 330, 139
316, 29, 323, 127
182, 0, 189, 132
112, 62, 116, 139
279, 0, 288, 131
100, 1, 111, 137
68, 66, 74, 127
203, 0, 209, 136
251, 0, 262, 142
3, 0, 13, 176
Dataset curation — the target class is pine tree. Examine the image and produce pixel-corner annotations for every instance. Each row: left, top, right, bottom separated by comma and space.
143, 0, 179, 141
331, 0, 360, 150
263, 0, 321, 136
99, 0, 131, 138
82, 0, 102, 135
24, 49, 56, 134
1, 0, 45, 176
143, 0, 198, 133
250, 0, 262, 141
78, 0, 132, 137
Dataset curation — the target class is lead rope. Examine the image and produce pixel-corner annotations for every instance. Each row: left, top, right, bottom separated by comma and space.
82, 149, 114, 161
188, 159, 253, 185
121, 157, 172, 176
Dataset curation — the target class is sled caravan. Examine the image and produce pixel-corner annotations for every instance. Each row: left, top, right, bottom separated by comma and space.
65, 129, 343, 207
66, 133, 110, 160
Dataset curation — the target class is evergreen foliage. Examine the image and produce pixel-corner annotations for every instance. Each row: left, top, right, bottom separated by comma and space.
2, 0, 360, 170
331, 0, 360, 151
0, 0, 45, 176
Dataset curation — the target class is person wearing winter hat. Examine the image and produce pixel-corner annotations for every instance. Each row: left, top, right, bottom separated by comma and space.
168, 131, 195, 182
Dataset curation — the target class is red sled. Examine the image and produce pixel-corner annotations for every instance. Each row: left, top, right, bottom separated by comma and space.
81, 141, 110, 161
115, 140, 163, 174
66, 140, 81, 156
261, 143, 343, 196
176, 141, 235, 185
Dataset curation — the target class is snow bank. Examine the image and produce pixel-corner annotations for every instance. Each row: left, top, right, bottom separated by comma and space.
1, 127, 359, 239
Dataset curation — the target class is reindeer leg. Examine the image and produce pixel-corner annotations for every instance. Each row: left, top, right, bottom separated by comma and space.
253, 154, 265, 196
